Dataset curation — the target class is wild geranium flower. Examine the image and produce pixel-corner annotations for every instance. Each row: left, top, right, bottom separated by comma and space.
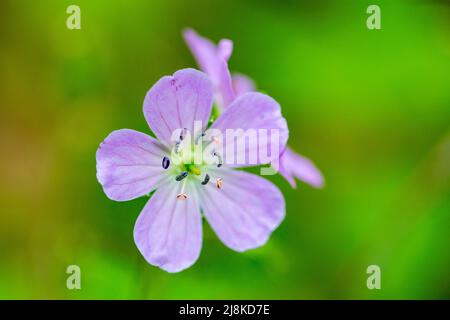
96, 68, 288, 272
184, 28, 324, 188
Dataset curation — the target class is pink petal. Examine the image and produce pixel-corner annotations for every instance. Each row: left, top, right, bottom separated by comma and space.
279, 147, 325, 188
134, 182, 202, 273
198, 169, 285, 252
210, 92, 288, 168
232, 73, 256, 97
96, 129, 168, 201
218, 39, 233, 61
143, 68, 213, 147
183, 29, 235, 109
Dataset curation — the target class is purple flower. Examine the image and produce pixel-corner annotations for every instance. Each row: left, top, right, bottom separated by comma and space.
183, 28, 324, 188
183, 29, 235, 111
96, 68, 288, 272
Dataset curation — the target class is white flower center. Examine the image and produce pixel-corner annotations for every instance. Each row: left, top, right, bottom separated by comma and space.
161, 130, 223, 200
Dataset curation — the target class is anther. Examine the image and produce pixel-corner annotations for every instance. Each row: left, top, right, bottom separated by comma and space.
162, 156, 170, 169
179, 128, 187, 141
212, 136, 221, 144
213, 151, 223, 168
175, 171, 188, 181
176, 193, 188, 200
174, 128, 187, 154
201, 174, 210, 185
216, 178, 223, 189
195, 132, 205, 145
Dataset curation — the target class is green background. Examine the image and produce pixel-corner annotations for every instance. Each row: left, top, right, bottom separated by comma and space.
0, 0, 449, 299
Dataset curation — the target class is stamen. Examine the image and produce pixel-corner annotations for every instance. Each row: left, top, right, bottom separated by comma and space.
162, 156, 170, 169
174, 128, 187, 154
216, 178, 223, 189
195, 132, 205, 145
175, 171, 188, 181
174, 141, 181, 153
176, 193, 188, 200
212, 151, 223, 168
201, 174, 210, 185
177, 177, 188, 200
179, 127, 187, 141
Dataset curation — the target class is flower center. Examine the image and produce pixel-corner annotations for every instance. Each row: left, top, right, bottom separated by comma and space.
161, 131, 224, 200
182, 163, 201, 176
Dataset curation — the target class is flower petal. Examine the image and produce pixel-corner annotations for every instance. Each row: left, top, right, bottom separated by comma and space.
218, 39, 233, 61
279, 147, 324, 188
183, 29, 235, 109
183, 29, 221, 71
210, 92, 288, 168
96, 129, 168, 201
143, 68, 213, 146
232, 73, 256, 97
198, 169, 285, 252
134, 181, 202, 273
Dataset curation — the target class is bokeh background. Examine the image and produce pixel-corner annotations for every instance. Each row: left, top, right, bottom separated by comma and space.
0, 0, 449, 299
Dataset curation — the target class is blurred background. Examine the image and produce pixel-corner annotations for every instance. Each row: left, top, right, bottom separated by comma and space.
0, 0, 449, 299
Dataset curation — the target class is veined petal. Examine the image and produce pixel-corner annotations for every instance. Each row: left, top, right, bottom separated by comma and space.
183, 29, 235, 109
198, 169, 285, 252
279, 147, 324, 188
134, 181, 202, 273
210, 92, 288, 168
143, 68, 213, 147
232, 73, 256, 97
96, 129, 168, 201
